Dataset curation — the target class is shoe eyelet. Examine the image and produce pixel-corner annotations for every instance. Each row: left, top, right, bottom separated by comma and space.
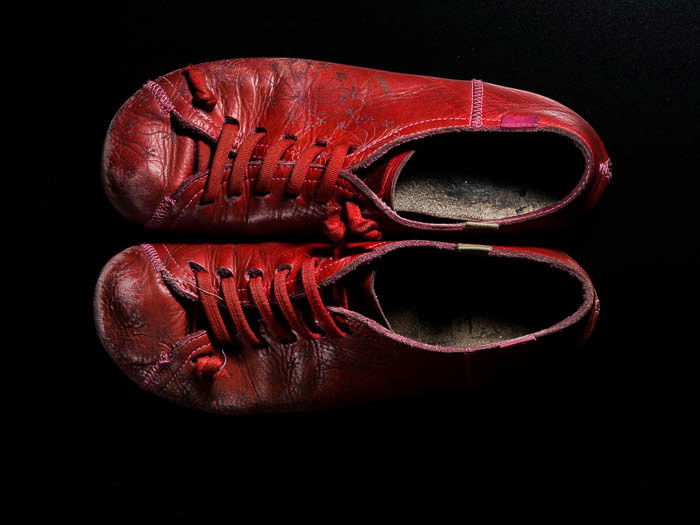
246, 268, 263, 279
254, 126, 267, 133
314, 139, 328, 147
284, 134, 297, 141
188, 261, 207, 273
216, 267, 233, 278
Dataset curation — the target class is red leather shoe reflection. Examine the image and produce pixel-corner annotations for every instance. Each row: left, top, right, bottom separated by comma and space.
95, 241, 599, 414
102, 58, 610, 241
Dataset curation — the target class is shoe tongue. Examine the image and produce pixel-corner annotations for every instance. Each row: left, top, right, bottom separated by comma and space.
332, 266, 390, 328
362, 150, 415, 206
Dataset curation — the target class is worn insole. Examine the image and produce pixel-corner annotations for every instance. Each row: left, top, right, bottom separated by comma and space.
393, 170, 560, 221
372, 248, 583, 347
385, 307, 533, 347
388, 131, 584, 222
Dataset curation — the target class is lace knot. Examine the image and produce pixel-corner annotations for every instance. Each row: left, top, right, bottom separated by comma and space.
323, 200, 381, 242
195, 354, 229, 378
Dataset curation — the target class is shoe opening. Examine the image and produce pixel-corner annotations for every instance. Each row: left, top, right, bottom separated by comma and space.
389, 131, 585, 222
372, 248, 584, 347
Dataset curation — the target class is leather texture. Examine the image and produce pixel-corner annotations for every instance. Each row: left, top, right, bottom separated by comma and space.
102, 58, 610, 239
94, 241, 599, 414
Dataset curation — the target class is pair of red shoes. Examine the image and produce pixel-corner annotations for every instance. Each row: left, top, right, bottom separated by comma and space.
96, 58, 610, 414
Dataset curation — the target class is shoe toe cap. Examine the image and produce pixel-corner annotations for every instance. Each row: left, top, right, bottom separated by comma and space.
94, 245, 187, 385
101, 85, 173, 225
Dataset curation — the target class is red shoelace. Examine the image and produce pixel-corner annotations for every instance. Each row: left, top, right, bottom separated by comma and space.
197, 118, 351, 205
188, 257, 346, 376
187, 66, 380, 243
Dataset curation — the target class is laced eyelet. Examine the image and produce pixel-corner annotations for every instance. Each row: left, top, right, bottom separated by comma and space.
246, 268, 263, 279
197, 125, 373, 242
216, 267, 233, 278
188, 261, 207, 273
191, 256, 345, 347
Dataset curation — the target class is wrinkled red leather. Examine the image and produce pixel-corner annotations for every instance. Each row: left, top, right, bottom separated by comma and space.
102, 58, 610, 237
95, 241, 599, 414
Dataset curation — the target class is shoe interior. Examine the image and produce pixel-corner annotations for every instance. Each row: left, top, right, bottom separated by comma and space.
372, 248, 583, 347
392, 132, 584, 222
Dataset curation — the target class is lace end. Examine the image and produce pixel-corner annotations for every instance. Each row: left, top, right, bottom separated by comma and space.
185, 65, 218, 111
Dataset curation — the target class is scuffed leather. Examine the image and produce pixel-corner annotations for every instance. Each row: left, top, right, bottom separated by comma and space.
102, 58, 610, 236
94, 241, 599, 414
102, 86, 175, 224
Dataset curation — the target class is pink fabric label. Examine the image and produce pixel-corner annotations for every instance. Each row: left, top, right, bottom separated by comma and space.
500, 115, 539, 129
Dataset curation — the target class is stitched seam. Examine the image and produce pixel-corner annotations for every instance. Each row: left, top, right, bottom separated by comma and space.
348, 116, 471, 158
158, 341, 210, 394
470, 79, 484, 128
141, 350, 171, 389
146, 196, 176, 229
140, 243, 166, 273
141, 244, 202, 303
348, 124, 479, 172
144, 81, 175, 114
169, 190, 204, 228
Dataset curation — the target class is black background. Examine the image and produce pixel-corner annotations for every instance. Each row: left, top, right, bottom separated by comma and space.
49, 0, 696, 514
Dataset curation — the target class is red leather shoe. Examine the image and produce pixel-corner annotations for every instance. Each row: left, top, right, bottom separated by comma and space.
95, 241, 599, 414
102, 58, 610, 241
